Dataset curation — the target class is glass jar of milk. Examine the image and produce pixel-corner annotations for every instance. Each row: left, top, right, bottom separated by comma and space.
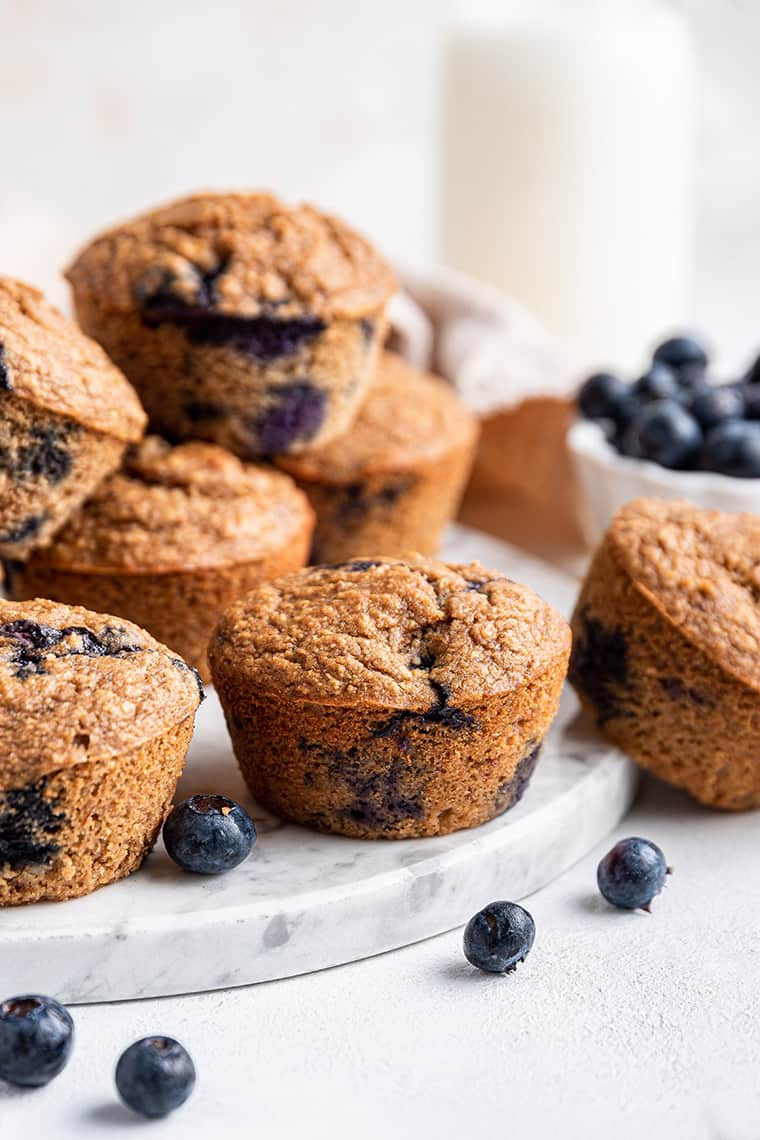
440, 0, 696, 373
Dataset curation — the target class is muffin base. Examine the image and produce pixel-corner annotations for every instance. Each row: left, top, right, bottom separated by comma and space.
73, 299, 386, 458
0, 391, 126, 559
0, 715, 194, 905
7, 543, 312, 682
212, 658, 567, 839
281, 442, 477, 563
570, 538, 760, 810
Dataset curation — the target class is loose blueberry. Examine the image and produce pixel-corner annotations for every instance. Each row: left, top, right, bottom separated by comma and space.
115, 1036, 195, 1118
699, 420, 760, 478
577, 372, 630, 424
463, 900, 535, 974
633, 362, 680, 403
163, 794, 256, 874
621, 399, 702, 469
597, 837, 669, 911
690, 385, 744, 429
653, 335, 708, 373
0, 994, 73, 1087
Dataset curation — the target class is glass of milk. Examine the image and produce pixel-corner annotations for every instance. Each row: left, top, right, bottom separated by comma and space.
440, 0, 697, 373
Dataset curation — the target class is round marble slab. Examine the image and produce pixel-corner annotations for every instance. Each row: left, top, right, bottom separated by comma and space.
0, 526, 637, 1004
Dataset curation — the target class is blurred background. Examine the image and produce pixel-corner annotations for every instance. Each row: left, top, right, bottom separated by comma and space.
0, 0, 757, 371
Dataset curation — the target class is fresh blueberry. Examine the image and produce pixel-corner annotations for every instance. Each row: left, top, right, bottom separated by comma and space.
463, 900, 535, 974
163, 794, 256, 874
690, 385, 744, 429
653, 335, 708, 373
577, 372, 630, 424
0, 994, 74, 1087
673, 359, 709, 389
597, 837, 669, 911
700, 420, 760, 478
633, 362, 680, 403
744, 385, 760, 420
621, 399, 702, 469
115, 1036, 195, 1118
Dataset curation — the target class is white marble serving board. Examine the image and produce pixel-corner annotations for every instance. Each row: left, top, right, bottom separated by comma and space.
0, 525, 638, 1004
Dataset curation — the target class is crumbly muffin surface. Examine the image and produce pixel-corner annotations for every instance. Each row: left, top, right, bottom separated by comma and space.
0, 597, 202, 785
212, 557, 570, 708
0, 278, 146, 441
66, 192, 397, 322
30, 436, 314, 573
604, 499, 760, 690
278, 351, 478, 482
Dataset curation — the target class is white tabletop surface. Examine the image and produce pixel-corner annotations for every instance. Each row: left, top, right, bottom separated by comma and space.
3, 771, 756, 1140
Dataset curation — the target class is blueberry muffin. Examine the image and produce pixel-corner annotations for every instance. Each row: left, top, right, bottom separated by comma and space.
66, 192, 396, 459
209, 557, 570, 839
0, 279, 147, 558
7, 437, 314, 681
0, 598, 202, 905
570, 498, 760, 809
277, 351, 479, 562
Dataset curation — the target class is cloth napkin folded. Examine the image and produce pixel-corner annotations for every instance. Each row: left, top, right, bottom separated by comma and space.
389, 264, 580, 415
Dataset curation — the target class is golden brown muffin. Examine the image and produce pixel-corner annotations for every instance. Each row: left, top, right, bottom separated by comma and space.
0, 278, 147, 559
7, 436, 314, 681
209, 556, 570, 839
66, 192, 397, 458
570, 498, 760, 809
277, 351, 479, 562
0, 597, 202, 905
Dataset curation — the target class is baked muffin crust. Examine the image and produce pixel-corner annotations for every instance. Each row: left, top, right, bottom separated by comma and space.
0, 278, 145, 441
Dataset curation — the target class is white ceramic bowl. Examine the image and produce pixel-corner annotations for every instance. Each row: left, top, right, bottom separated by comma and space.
568, 419, 760, 547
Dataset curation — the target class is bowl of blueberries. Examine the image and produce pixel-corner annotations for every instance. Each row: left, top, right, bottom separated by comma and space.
568, 333, 760, 545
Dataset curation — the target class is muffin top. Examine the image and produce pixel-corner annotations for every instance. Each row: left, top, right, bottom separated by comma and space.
0, 597, 202, 784
0, 278, 146, 441
29, 436, 314, 574
66, 191, 397, 323
210, 556, 570, 709
277, 351, 479, 483
605, 498, 760, 689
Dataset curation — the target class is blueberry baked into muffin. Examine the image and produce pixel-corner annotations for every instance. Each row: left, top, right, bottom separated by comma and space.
66, 192, 396, 458
277, 351, 479, 562
570, 498, 760, 809
209, 557, 570, 839
0, 278, 146, 558
0, 598, 202, 905
7, 437, 314, 681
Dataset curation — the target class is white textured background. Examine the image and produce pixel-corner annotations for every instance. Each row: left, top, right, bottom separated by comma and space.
0, 0, 759, 368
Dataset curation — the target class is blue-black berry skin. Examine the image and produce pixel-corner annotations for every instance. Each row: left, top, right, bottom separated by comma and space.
690, 385, 744, 430
597, 837, 668, 911
653, 335, 708, 373
622, 399, 702, 469
578, 372, 630, 424
744, 385, 760, 420
0, 995, 73, 1087
463, 901, 535, 974
163, 794, 256, 874
633, 363, 680, 403
115, 1036, 195, 1118
699, 420, 760, 478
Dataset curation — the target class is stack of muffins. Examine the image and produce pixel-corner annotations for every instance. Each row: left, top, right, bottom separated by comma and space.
0, 192, 498, 904
8, 192, 480, 680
